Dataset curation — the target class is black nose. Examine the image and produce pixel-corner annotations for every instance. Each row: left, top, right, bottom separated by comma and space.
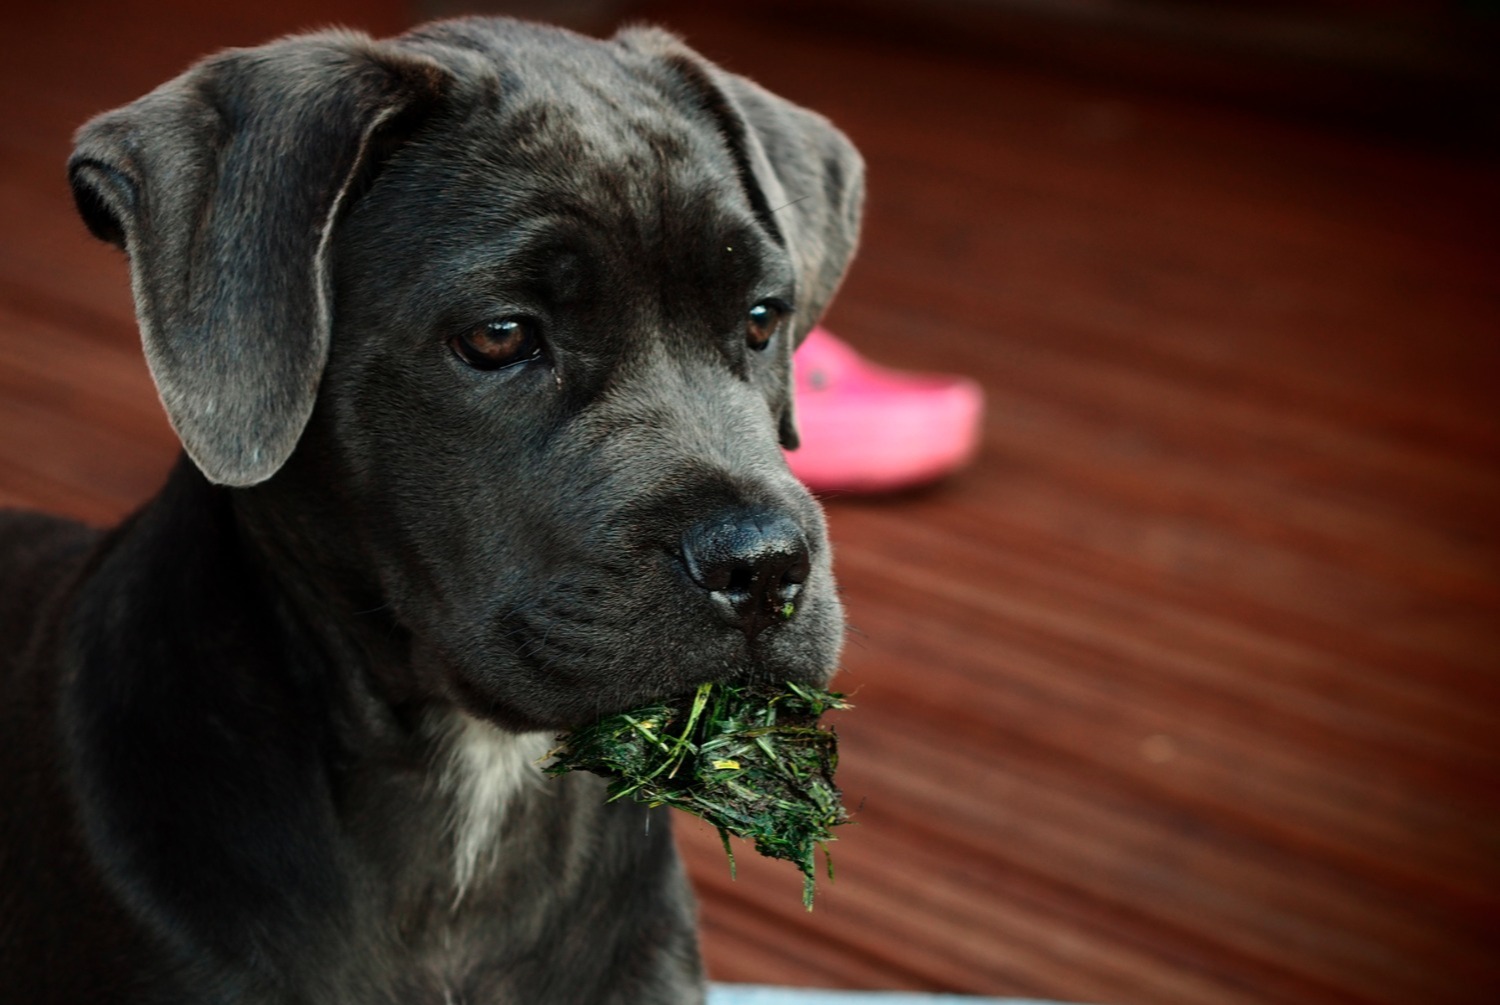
680, 509, 812, 639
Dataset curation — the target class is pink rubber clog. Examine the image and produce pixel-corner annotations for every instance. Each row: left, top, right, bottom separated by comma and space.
785, 327, 984, 493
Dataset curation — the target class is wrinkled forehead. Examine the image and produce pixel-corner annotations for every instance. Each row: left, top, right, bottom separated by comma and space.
344, 64, 791, 307
335, 56, 794, 341
419, 48, 756, 234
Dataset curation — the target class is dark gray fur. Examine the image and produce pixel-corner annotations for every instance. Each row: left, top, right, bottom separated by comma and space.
0, 17, 862, 1004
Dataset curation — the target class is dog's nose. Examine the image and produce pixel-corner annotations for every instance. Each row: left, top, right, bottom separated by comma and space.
680, 510, 812, 639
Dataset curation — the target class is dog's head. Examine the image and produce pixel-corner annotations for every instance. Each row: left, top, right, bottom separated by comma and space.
68, 19, 863, 731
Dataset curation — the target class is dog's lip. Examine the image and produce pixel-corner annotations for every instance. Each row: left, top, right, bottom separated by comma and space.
578, 658, 840, 724
562, 671, 744, 731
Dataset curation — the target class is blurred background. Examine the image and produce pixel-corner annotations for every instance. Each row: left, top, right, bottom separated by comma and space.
1, 1, 1497, 1003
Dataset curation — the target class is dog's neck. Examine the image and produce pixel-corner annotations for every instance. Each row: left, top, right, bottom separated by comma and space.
61, 454, 624, 1000
129, 456, 555, 906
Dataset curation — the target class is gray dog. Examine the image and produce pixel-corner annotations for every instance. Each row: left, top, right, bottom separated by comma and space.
0, 17, 861, 1004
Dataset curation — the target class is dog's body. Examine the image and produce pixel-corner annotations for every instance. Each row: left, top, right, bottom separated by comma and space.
0, 18, 861, 1004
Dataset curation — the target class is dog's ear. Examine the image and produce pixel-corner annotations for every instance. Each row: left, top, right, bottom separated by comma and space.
68, 32, 448, 486
618, 28, 865, 449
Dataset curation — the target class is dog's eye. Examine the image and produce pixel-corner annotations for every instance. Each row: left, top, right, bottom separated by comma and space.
449, 318, 542, 371
746, 302, 786, 352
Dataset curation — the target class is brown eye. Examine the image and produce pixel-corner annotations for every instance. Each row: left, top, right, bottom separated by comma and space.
746, 301, 786, 351
449, 317, 542, 371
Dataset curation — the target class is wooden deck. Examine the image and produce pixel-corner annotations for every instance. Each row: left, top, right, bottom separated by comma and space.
2, 2, 1496, 1003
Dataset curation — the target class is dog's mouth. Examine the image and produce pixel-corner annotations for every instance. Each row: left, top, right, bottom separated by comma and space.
436, 553, 843, 734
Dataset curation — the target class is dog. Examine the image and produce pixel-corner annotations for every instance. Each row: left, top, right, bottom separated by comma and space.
0, 16, 862, 1004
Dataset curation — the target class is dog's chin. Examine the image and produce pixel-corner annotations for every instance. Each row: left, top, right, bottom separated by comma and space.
446, 666, 838, 737
442, 616, 844, 735
439, 586, 839, 729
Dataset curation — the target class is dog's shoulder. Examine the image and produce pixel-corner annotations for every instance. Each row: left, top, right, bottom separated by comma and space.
0, 508, 100, 683
0, 514, 171, 1001
52, 461, 357, 994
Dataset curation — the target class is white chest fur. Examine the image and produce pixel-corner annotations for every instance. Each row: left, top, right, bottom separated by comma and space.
430, 712, 554, 901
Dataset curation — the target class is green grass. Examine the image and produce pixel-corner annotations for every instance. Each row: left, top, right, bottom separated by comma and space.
546, 680, 849, 909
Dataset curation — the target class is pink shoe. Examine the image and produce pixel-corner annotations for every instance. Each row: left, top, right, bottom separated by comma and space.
785, 327, 984, 493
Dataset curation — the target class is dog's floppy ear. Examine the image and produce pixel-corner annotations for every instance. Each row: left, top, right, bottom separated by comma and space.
68, 32, 448, 486
618, 28, 865, 448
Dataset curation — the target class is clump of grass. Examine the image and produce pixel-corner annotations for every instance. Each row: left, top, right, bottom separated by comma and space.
546, 681, 849, 909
